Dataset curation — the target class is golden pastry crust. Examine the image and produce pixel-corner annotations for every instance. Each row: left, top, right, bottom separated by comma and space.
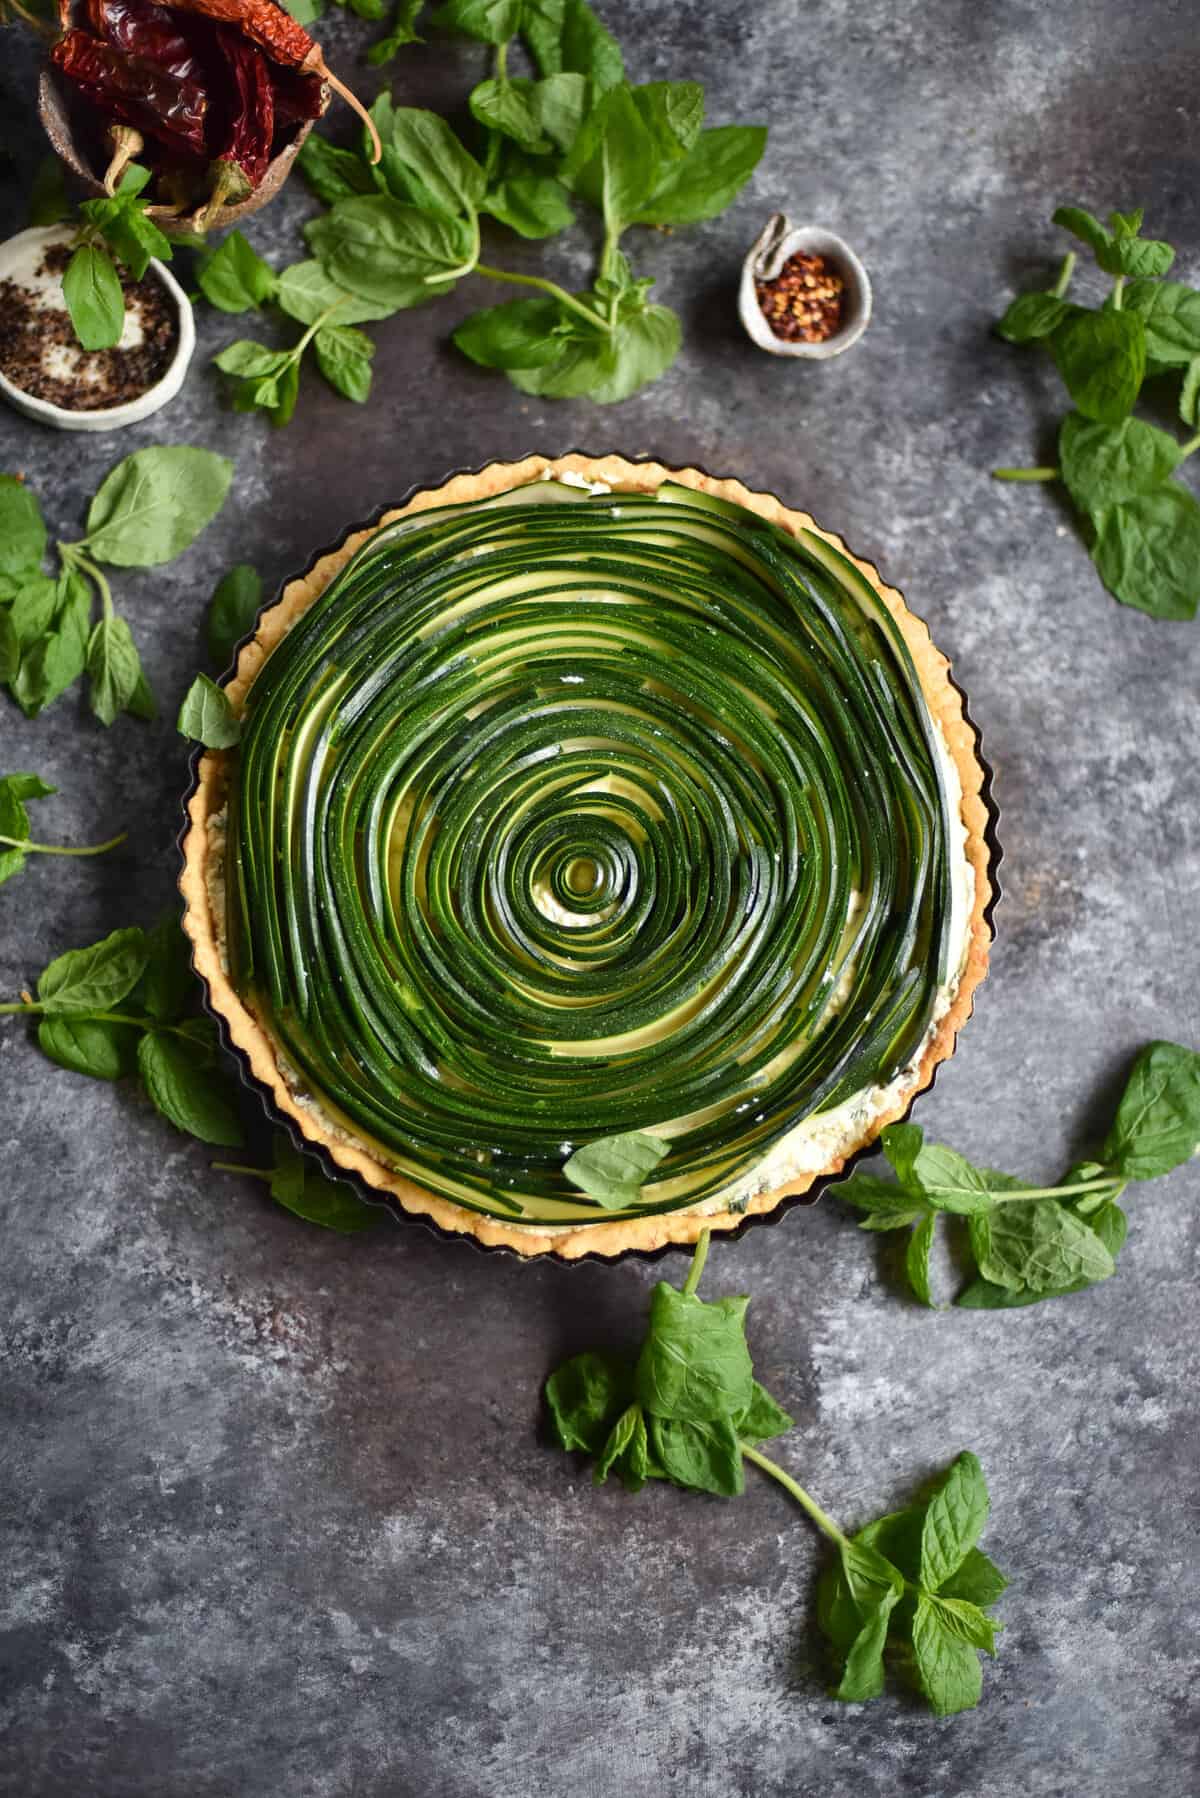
180, 455, 993, 1259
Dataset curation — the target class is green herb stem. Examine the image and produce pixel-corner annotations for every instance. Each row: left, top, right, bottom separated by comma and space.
991, 467, 1060, 482
1110, 274, 1126, 310
59, 543, 115, 617
681, 1227, 711, 1298
740, 1443, 850, 1548
432, 211, 481, 285
0, 1002, 191, 1038
494, 38, 509, 81
986, 1175, 1118, 1202
474, 262, 612, 333
1178, 431, 1200, 461
1052, 250, 1077, 299
0, 830, 126, 857
211, 1162, 271, 1180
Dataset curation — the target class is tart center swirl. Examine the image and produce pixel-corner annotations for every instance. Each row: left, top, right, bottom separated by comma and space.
229, 482, 957, 1224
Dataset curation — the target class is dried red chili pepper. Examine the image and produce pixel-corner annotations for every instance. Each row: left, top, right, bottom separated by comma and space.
51, 29, 209, 160
144, 0, 381, 160
85, 0, 211, 189
270, 64, 325, 128
195, 22, 273, 225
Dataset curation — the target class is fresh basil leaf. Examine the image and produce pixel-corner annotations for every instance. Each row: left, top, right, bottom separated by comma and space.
510, 299, 680, 402
307, 199, 472, 308
453, 296, 565, 368
531, 71, 590, 151
37, 1014, 140, 1081
1096, 236, 1174, 279
1108, 208, 1145, 240
1119, 279, 1200, 365
1101, 1040, 1200, 1179
376, 107, 486, 217
911, 1594, 984, 1716
62, 242, 124, 351
206, 563, 262, 667
313, 323, 375, 403
8, 574, 57, 648
87, 615, 143, 726
0, 769, 54, 829
297, 133, 379, 206
629, 124, 766, 227
1180, 357, 1200, 427
0, 610, 17, 686
28, 155, 70, 228
1051, 309, 1146, 425
631, 81, 704, 161
433, 0, 520, 41
481, 169, 575, 238
919, 1450, 989, 1591
906, 1211, 938, 1307
1052, 204, 1112, 255
471, 77, 550, 151
366, 0, 426, 63
646, 1412, 743, 1496
733, 1380, 793, 1445
927, 1593, 1000, 1656
137, 1030, 243, 1146
267, 1136, 378, 1232
595, 1401, 647, 1489
1059, 412, 1181, 513
524, 0, 623, 90
969, 1197, 1115, 1293
197, 230, 278, 313
563, 1128, 667, 1206
213, 340, 290, 381
92, 197, 171, 282
138, 912, 194, 1025
178, 673, 241, 748
832, 1588, 900, 1703
275, 260, 396, 326
0, 475, 47, 575
562, 82, 659, 233
84, 447, 233, 567
994, 290, 1073, 345
545, 1349, 634, 1453
37, 926, 147, 1015
938, 1546, 1009, 1608
634, 1281, 753, 1424
10, 576, 90, 717
1091, 485, 1200, 619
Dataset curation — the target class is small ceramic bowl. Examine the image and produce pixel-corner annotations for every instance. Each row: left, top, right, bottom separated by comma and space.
0, 223, 195, 432
739, 215, 872, 360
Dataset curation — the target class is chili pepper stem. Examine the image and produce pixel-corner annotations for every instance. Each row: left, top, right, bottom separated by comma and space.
0, 831, 127, 857
304, 54, 382, 163
103, 126, 144, 196
193, 160, 254, 233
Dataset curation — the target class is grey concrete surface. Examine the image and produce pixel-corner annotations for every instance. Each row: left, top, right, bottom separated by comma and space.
2, 3, 1199, 1793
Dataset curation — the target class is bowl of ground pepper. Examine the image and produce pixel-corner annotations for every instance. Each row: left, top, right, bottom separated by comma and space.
739, 216, 871, 360
0, 223, 194, 431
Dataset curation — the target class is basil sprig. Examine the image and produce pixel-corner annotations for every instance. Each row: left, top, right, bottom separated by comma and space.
993, 204, 1200, 618
284, 2, 764, 405
0, 772, 125, 888
0, 449, 231, 726
61, 163, 175, 352
546, 1230, 1006, 1715
225, 480, 956, 1226
834, 1040, 1200, 1309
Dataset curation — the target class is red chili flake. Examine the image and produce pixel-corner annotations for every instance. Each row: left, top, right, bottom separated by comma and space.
755, 252, 846, 344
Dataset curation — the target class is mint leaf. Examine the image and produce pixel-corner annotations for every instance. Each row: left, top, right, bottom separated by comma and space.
995, 290, 1074, 344
832, 1170, 929, 1230
87, 614, 144, 726
969, 1198, 1115, 1293
1052, 204, 1112, 254
927, 1593, 1001, 1656
266, 1136, 378, 1232
1100, 1040, 1200, 1178
1091, 485, 1200, 619
563, 1128, 667, 1206
1097, 236, 1174, 279
206, 564, 262, 667
911, 1595, 984, 1716
908, 1143, 998, 1215
629, 123, 766, 227
920, 1451, 989, 1590
1120, 279, 1200, 365
313, 324, 375, 404
37, 1014, 140, 1081
545, 1349, 634, 1454
84, 447, 233, 568
635, 1282, 754, 1424
138, 912, 194, 1026
433, 0, 520, 43
525, 0, 623, 89
178, 673, 241, 748
1051, 309, 1146, 425
137, 1032, 243, 1146
1059, 412, 1182, 513
832, 1589, 900, 1703
37, 926, 147, 1014
906, 1211, 938, 1307
939, 1547, 1009, 1609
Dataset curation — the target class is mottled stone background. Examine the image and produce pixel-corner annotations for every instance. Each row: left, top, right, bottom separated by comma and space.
2, 3, 1199, 1793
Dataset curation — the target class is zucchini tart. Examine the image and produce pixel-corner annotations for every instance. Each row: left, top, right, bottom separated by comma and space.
180, 455, 993, 1259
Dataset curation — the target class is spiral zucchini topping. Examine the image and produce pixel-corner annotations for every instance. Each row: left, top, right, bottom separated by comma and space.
224, 476, 970, 1228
